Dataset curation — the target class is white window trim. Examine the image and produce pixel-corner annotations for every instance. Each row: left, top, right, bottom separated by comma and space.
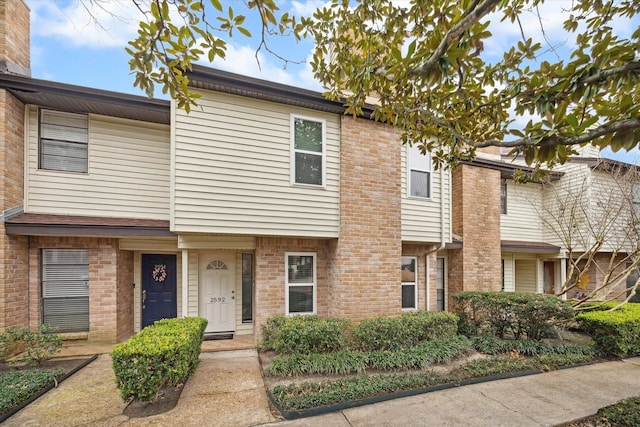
436, 256, 447, 311
290, 114, 326, 188
401, 256, 418, 310
285, 252, 317, 315
407, 144, 432, 199
38, 109, 89, 174
501, 180, 508, 215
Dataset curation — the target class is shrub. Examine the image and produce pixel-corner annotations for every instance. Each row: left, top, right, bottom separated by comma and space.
453, 292, 574, 340
0, 324, 62, 367
471, 336, 597, 357
351, 311, 458, 351
0, 368, 63, 416
260, 316, 349, 355
576, 303, 640, 356
594, 396, 640, 426
265, 336, 472, 376
111, 317, 207, 402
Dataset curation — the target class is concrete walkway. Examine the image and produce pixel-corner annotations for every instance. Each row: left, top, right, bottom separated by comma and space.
4, 351, 640, 427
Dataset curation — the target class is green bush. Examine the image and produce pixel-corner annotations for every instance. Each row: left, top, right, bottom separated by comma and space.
594, 396, 640, 426
471, 336, 596, 357
111, 317, 207, 402
351, 311, 458, 351
260, 315, 349, 355
0, 324, 62, 367
266, 335, 472, 376
0, 368, 63, 416
453, 291, 574, 340
576, 303, 640, 356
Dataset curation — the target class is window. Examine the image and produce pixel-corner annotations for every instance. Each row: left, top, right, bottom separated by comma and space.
632, 183, 640, 217
286, 253, 316, 315
501, 180, 507, 214
242, 253, 253, 323
41, 249, 89, 332
436, 257, 445, 311
291, 115, 325, 186
39, 109, 88, 173
626, 261, 640, 303
401, 256, 417, 309
407, 144, 431, 198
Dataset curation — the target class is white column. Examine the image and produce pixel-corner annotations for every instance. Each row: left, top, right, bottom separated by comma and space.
182, 250, 189, 317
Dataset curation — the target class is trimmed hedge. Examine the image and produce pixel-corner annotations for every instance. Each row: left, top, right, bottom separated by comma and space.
111, 317, 207, 402
261, 312, 459, 356
351, 311, 458, 351
453, 291, 574, 340
576, 303, 640, 356
261, 315, 350, 355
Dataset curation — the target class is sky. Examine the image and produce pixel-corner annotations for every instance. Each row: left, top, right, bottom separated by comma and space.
25, 0, 639, 164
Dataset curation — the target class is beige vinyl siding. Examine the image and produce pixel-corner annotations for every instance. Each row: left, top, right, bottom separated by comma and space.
25, 107, 170, 219
502, 255, 515, 292
501, 181, 543, 242
173, 91, 340, 237
401, 145, 452, 242
187, 251, 199, 317
515, 259, 537, 293
542, 163, 592, 249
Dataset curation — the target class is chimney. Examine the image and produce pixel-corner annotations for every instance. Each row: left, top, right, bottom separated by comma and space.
0, 0, 30, 76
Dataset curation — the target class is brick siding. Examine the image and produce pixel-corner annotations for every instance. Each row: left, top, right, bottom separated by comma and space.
0, 0, 30, 73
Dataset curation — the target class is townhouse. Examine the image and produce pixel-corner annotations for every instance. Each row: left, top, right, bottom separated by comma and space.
0, 0, 459, 343
1, 0, 636, 344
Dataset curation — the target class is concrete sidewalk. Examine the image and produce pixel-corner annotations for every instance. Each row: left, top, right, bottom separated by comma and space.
4, 351, 640, 427
266, 357, 640, 427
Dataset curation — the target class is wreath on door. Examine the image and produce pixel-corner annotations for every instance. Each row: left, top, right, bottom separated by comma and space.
152, 264, 167, 282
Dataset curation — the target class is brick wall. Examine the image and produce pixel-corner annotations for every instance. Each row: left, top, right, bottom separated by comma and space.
327, 117, 403, 319
254, 237, 330, 336
116, 249, 134, 342
0, 89, 29, 331
448, 164, 502, 306
0, 0, 30, 74
28, 236, 133, 343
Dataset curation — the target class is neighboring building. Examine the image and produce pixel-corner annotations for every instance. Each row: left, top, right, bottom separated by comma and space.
1, 1, 635, 344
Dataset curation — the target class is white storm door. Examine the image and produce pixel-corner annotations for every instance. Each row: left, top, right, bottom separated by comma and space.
199, 257, 236, 333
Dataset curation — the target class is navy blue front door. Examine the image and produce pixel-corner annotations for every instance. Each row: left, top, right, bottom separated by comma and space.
141, 254, 177, 328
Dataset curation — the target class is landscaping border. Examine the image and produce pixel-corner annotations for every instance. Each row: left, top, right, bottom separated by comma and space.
0, 354, 98, 423
269, 362, 595, 420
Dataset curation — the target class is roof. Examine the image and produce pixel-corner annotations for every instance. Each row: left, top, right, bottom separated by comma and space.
5, 213, 174, 237
571, 156, 640, 172
0, 72, 170, 124
186, 65, 377, 117
501, 240, 562, 254
464, 157, 564, 182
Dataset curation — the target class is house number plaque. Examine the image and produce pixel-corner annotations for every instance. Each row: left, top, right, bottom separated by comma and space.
210, 297, 226, 303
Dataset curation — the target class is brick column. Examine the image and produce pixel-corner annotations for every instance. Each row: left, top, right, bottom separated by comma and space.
448, 164, 502, 307
327, 117, 403, 319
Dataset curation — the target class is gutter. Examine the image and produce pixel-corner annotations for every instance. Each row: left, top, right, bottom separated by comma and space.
425, 167, 447, 310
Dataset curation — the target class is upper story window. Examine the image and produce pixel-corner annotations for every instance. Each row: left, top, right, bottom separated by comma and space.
291, 115, 325, 186
500, 180, 508, 214
632, 183, 640, 217
39, 109, 88, 173
407, 144, 431, 198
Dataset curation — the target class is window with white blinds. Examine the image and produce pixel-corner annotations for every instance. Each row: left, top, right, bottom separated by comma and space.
39, 109, 88, 173
41, 249, 89, 332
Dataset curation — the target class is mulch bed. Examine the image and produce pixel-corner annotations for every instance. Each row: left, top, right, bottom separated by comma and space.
123, 383, 185, 418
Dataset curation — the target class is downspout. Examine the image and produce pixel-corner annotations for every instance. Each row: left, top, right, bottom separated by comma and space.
425, 166, 447, 310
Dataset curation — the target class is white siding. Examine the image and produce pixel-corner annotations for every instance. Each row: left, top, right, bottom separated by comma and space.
25, 106, 170, 219
502, 255, 515, 292
187, 251, 199, 317
172, 91, 340, 237
501, 181, 544, 242
401, 145, 452, 242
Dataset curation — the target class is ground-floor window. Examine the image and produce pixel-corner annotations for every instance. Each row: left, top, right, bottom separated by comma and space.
627, 261, 640, 303
286, 253, 316, 315
436, 257, 445, 311
242, 253, 253, 323
41, 249, 89, 332
402, 256, 417, 309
